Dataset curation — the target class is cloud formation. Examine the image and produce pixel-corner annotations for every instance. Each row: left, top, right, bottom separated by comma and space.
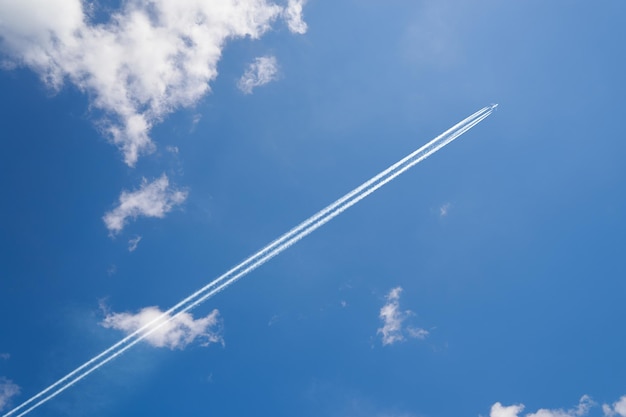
377, 287, 429, 346
103, 174, 187, 235
0, 353, 9, 360
0, 0, 307, 165
0, 378, 20, 412
101, 306, 223, 350
128, 235, 142, 252
283, 0, 308, 35
490, 395, 595, 417
491, 403, 525, 417
604, 396, 626, 417
237, 55, 279, 94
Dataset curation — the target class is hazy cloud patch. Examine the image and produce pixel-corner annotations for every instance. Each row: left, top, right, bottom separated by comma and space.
237, 55, 279, 94
127, 235, 142, 252
0, 378, 20, 412
439, 202, 451, 217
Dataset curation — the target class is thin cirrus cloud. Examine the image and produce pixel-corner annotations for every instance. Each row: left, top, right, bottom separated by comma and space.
487, 395, 626, 417
103, 174, 187, 235
0, 0, 307, 166
237, 55, 279, 94
377, 287, 429, 346
101, 306, 223, 350
0, 377, 20, 412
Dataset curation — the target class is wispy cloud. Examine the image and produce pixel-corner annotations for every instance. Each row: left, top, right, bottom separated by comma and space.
377, 287, 429, 346
127, 236, 142, 252
490, 395, 595, 417
0, 378, 20, 412
283, 0, 308, 35
101, 306, 223, 350
237, 55, 279, 94
0, 353, 9, 360
0, 0, 307, 165
103, 174, 187, 235
439, 202, 451, 217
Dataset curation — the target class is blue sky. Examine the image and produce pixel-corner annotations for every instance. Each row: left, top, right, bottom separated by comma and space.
1, 1, 626, 416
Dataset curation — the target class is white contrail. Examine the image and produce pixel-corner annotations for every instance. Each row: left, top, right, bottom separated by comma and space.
3, 104, 496, 417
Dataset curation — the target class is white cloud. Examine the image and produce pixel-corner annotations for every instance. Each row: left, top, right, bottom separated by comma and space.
377, 287, 429, 346
128, 235, 142, 252
283, 0, 308, 35
491, 403, 525, 417
0, 0, 307, 166
615, 398, 626, 417
0, 353, 9, 360
101, 306, 223, 350
604, 396, 626, 417
527, 396, 594, 417
490, 396, 595, 417
0, 378, 20, 412
237, 55, 279, 94
103, 174, 187, 235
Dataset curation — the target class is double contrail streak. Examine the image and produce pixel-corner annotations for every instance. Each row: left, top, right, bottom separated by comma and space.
3, 104, 497, 417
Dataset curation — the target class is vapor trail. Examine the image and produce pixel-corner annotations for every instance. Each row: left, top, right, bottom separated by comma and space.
3, 104, 496, 417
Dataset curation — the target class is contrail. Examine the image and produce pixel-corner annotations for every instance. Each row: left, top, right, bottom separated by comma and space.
3, 104, 496, 417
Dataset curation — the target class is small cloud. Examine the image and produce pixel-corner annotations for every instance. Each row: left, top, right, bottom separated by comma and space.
406, 326, 429, 340
237, 56, 279, 94
103, 174, 188, 235
489, 395, 595, 417
165, 145, 179, 154
603, 396, 626, 417
128, 236, 142, 252
0, 353, 9, 360
107, 264, 117, 276
283, 0, 308, 34
268, 314, 280, 327
0, 378, 20, 412
101, 306, 223, 350
527, 395, 594, 417
340, 300, 348, 308
490, 402, 524, 417
377, 287, 429, 346
439, 202, 451, 217
190, 114, 202, 132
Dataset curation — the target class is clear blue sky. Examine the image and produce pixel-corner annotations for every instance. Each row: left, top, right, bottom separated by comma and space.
1, 1, 625, 417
